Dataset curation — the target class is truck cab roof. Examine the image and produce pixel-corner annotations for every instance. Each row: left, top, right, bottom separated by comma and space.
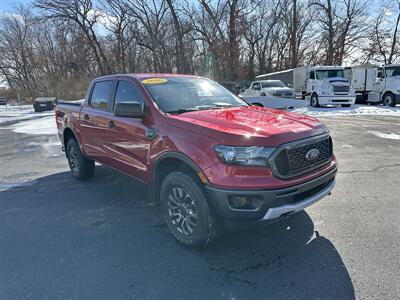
93, 73, 200, 82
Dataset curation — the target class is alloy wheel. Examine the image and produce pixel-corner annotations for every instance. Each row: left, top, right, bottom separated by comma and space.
69, 147, 80, 174
167, 186, 198, 236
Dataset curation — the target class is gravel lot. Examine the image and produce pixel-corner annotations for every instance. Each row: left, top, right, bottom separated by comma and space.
0, 110, 399, 299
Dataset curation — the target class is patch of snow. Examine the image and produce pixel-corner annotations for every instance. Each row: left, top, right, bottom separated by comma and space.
0, 105, 53, 125
294, 104, 400, 117
243, 96, 400, 117
243, 96, 306, 109
368, 131, 400, 140
0, 180, 36, 192
10, 115, 57, 136
28, 139, 62, 157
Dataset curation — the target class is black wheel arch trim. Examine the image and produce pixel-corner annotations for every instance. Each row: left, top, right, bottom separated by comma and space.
150, 151, 203, 204
63, 126, 86, 157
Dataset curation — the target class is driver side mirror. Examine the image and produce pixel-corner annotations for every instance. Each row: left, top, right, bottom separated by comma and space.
114, 101, 146, 118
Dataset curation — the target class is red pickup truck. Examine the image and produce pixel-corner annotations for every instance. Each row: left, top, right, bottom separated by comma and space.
55, 74, 337, 247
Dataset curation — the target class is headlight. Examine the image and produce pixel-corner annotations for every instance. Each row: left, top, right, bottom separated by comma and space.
215, 145, 275, 166
321, 90, 330, 95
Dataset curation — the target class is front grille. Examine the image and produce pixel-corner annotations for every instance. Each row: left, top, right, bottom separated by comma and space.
333, 85, 349, 94
273, 92, 293, 98
270, 136, 333, 179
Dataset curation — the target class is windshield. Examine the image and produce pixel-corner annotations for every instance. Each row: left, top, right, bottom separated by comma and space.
142, 77, 247, 114
261, 81, 286, 88
385, 67, 400, 77
315, 69, 344, 79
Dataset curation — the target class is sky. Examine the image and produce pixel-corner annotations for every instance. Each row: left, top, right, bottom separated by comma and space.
0, 0, 32, 12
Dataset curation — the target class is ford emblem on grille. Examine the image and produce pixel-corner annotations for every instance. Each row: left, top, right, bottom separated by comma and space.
305, 148, 320, 161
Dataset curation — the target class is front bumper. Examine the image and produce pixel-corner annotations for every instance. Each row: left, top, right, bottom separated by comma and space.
318, 95, 356, 105
395, 94, 400, 104
205, 166, 337, 228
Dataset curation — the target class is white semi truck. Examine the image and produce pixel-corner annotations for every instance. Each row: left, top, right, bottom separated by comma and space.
344, 64, 377, 103
256, 66, 356, 107
345, 64, 400, 106
366, 65, 400, 107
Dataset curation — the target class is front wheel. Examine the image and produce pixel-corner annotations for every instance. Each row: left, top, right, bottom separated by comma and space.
383, 93, 396, 107
160, 172, 216, 248
66, 138, 95, 181
310, 94, 320, 107
341, 104, 351, 108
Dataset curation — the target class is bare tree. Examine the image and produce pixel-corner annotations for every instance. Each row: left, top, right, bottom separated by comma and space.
35, 0, 112, 75
362, 0, 400, 64
310, 0, 368, 65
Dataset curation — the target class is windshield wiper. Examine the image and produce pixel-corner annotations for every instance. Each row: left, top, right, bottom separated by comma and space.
166, 103, 243, 114
165, 108, 200, 114
195, 103, 238, 110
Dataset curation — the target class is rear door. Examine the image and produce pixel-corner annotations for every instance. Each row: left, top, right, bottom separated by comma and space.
102, 79, 152, 182
80, 80, 114, 159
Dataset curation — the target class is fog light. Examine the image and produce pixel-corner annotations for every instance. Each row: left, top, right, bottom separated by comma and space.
229, 196, 251, 209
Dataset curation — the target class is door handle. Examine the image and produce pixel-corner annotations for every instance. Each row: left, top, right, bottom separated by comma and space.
83, 114, 90, 121
108, 120, 116, 129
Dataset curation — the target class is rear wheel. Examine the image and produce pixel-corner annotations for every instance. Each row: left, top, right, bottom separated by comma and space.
310, 94, 320, 107
160, 171, 216, 248
382, 92, 396, 107
66, 138, 95, 181
260, 92, 266, 96
341, 104, 351, 108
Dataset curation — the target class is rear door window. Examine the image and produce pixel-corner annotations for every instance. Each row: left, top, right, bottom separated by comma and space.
90, 81, 113, 111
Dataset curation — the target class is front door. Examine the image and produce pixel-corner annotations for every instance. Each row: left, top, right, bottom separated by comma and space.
80, 80, 114, 159
373, 68, 385, 93
102, 79, 152, 182
251, 82, 261, 95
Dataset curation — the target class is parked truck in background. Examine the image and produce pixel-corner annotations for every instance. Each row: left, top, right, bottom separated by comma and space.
241, 80, 295, 98
55, 73, 337, 248
366, 64, 400, 107
257, 66, 356, 107
344, 64, 377, 104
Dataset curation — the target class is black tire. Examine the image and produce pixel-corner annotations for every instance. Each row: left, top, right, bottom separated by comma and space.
382, 92, 396, 107
160, 171, 216, 248
341, 104, 351, 108
252, 102, 264, 107
66, 138, 95, 181
310, 94, 320, 107
260, 93, 266, 96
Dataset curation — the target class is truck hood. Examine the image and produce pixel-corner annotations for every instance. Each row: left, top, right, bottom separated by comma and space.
324, 77, 348, 85
262, 87, 293, 93
167, 106, 328, 147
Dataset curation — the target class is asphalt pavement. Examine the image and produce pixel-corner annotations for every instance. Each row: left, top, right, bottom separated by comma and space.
0, 114, 399, 300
